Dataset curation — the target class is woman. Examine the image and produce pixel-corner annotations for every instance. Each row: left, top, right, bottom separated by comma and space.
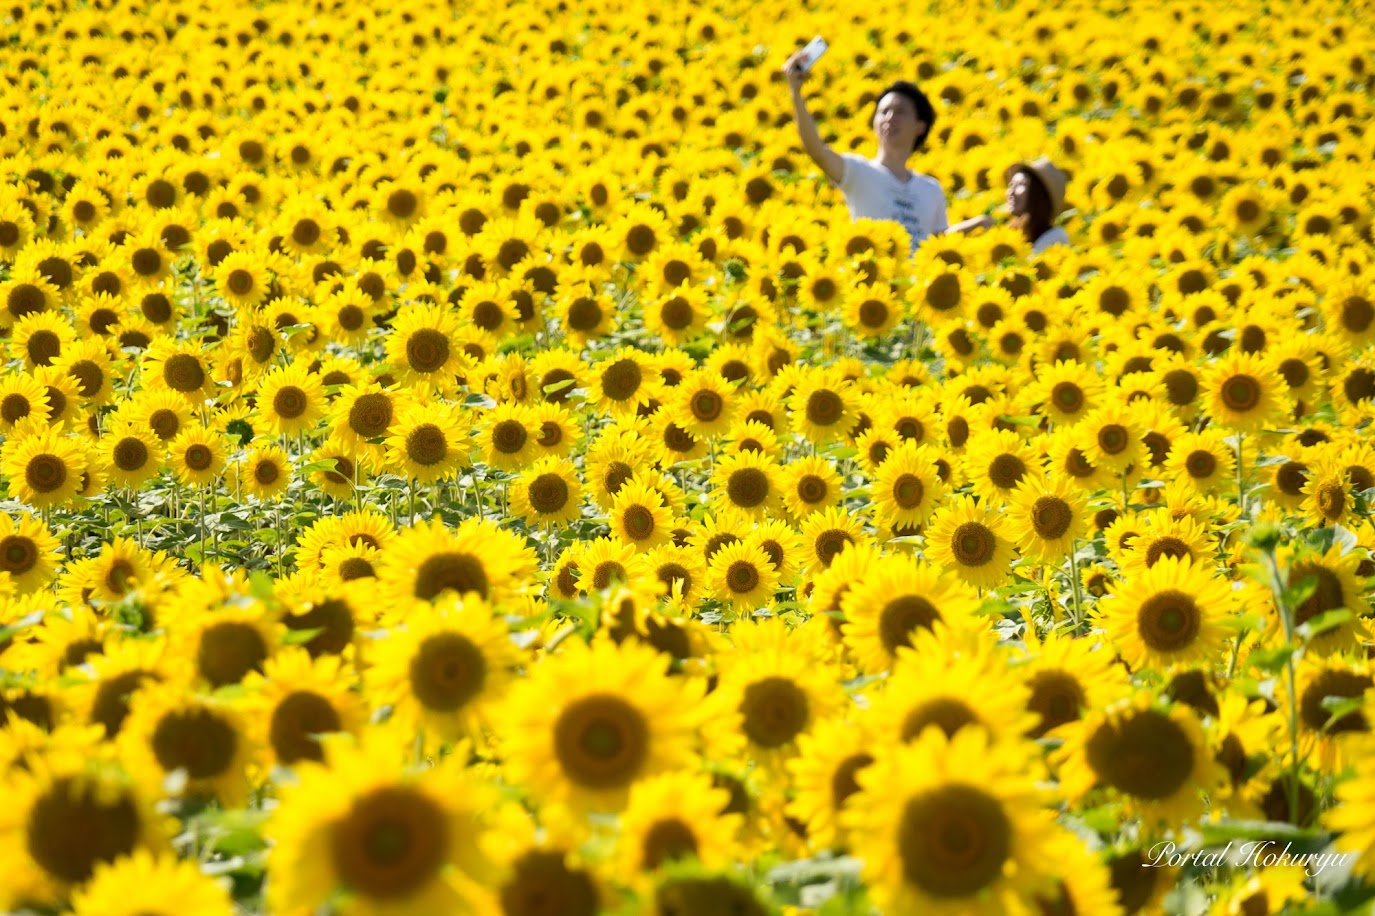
948, 157, 1070, 254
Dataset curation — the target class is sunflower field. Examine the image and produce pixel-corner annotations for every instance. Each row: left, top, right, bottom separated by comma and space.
2, 0, 1375, 912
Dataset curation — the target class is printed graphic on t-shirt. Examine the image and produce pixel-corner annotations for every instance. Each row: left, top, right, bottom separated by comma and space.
836, 153, 948, 252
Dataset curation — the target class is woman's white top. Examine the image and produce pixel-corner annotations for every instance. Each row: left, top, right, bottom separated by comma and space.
1032, 225, 1071, 254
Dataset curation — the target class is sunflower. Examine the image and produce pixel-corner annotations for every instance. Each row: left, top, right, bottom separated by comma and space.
501, 637, 705, 811
510, 456, 585, 529
256, 360, 326, 437
706, 540, 779, 612
54, 337, 116, 406
584, 428, 657, 511
125, 387, 194, 444
591, 347, 657, 419
614, 769, 743, 879
475, 401, 539, 471
924, 496, 1016, 592
101, 422, 164, 490
1329, 712, 1375, 879
1276, 656, 1373, 771
1300, 463, 1356, 528
385, 400, 468, 484
840, 555, 982, 674
798, 506, 871, 574
645, 285, 711, 345
385, 303, 464, 390
962, 427, 1042, 506
871, 442, 946, 531
1003, 475, 1089, 566
607, 477, 674, 550
708, 641, 844, 769
1117, 512, 1216, 574
1, 755, 170, 912
320, 285, 377, 345
67, 848, 234, 916
266, 730, 494, 914
841, 282, 906, 339
1078, 403, 1144, 476
556, 284, 616, 346
787, 370, 857, 446
785, 715, 879, 853
843, 727, 1060, 916
329, 382, 406, 463
10, 310, 76, 370
375, 517, 536, 608
1276, 543, 1370, 656
1055, 691, 1226, 826
167, 426, 227, 488
1015, 631, 1130, 739
709, 450, 782, 521
1165, 428, 1236, 496
1097, 554, 1233, 672
871, 624, 1038, 742
0, 370, 51, 433
118, 691, 255, 807
4, 427, 86, 512
482, 802, 608, 916
369, 594, 518, 744
0, 271, 61, 330
1203, 350, 1289, 433
237, 445, 292, 501
176, 602, 276, 689
668, 370, 736, 442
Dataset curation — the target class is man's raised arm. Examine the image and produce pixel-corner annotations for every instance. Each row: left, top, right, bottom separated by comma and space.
784, 51, 844, 186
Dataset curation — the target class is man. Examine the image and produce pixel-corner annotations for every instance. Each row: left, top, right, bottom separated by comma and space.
784, 53, 948, 254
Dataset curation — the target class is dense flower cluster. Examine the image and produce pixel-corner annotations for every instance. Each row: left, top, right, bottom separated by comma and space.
1, 0, 1374, 913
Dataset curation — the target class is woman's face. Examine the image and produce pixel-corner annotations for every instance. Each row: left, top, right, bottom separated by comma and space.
1007, 170, 1032, 215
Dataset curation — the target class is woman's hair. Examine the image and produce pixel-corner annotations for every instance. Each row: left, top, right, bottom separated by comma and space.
1010, 168, 1054, 246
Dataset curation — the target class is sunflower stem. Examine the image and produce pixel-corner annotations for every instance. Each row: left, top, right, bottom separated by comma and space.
199, 484, 207, 571
1225, 629, 1246, 679
1067, 539, 1084, 634
1235, 432, 1247, 519
1262, 548, 1305, 827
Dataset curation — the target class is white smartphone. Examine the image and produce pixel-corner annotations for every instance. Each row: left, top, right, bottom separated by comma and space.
794, 36, 828, 74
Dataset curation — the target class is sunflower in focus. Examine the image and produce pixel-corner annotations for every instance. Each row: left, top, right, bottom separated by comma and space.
843, 727, 1060, 916
369, 595, 518, 744
924, 496, 1016, 592
501, 637, 706, 812
839, 554, 981, 674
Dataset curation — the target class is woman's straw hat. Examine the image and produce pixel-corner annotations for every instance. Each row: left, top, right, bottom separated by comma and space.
1005, 157, 1068, 216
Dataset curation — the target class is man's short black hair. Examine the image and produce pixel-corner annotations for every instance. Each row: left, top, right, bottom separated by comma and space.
874, 81, 936, 153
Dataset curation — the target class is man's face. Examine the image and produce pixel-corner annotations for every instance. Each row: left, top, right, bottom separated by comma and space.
1007, 170, 1032, 215
873, 92, 924, 153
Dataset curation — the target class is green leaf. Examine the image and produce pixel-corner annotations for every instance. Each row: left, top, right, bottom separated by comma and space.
282, 627, 325, 646
1246, 643, 1297, 674
1194, 819, 1328, 847
1298, 608, 1352, 641
542, 378, 576, 394
996, 414, 1042, 428
464, 392, 497, 409
1319, 696, 1366, 734
1282, 574, 1319, 611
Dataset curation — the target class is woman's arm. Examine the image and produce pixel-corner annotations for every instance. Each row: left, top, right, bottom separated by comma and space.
945, 214, 995, 235
784, 53, 844, 186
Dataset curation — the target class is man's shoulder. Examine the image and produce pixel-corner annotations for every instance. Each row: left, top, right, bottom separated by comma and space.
908, 171, 945, 193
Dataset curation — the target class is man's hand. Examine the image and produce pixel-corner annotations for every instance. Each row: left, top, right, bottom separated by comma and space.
782, 51, 810, 93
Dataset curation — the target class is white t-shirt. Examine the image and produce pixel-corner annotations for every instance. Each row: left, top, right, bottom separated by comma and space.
834, 152, 948, 253
1032, 225, 1071, 254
